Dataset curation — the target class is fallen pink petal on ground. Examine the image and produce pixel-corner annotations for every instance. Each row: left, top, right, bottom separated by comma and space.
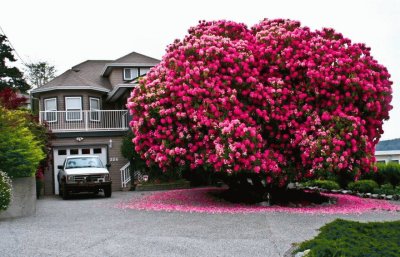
116, 187, 400, 214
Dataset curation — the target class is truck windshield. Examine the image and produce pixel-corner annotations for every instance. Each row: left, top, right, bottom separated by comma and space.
65, 157, 104, 169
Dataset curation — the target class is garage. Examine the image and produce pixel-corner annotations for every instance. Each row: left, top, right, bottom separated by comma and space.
53, 146, 108, 194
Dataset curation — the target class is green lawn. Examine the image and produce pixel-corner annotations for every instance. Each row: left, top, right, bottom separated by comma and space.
296, 219, 400, 257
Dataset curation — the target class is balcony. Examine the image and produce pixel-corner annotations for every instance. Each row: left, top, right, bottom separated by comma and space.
39, 110, 129, 132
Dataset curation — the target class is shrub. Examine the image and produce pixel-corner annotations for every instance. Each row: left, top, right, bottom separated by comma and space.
382, 163, 400, 187
361, 163, 386, 185
0, 88, 27, 109
297, 219, 400, 257
396, 186, 400, 195
373, 184, 400, 195
364, 163, 400, 187
127, 19, 392, 188
304, 180, 340, 190
348, 180, 378, 193
35, 166, 44, 198
373, 184, 395, 195
0, 170, 12, 211
0, 107, 45, 178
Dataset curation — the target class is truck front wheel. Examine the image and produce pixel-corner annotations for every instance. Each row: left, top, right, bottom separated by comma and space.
104, 185, 112, 198
62, 183, 69, 200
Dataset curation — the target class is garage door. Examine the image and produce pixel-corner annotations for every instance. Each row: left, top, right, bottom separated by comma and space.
53, 146, 108, 195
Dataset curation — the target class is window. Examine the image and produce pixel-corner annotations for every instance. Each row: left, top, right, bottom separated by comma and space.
377, 160, 386, 164
390, 160, 399, 164
65, 97, 82, 121
93, 148, 102, 154
123, 68, 138, 80
66, 157, 104, 169
82, 149, 90, 154
58, 149, 67, 155
70, 149, 79, 155
90, 97, 101, 121
140, 67, 150, 76
44, 98, 57, 122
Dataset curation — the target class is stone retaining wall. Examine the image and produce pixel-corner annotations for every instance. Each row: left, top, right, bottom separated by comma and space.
0, 177, 36, 220
135, 181, 190, 191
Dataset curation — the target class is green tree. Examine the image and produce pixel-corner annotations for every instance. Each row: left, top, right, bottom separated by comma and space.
25, 61, 56, 88
0, 106, 45, 178
0, 33, 30, 93
121, 131, 147, 172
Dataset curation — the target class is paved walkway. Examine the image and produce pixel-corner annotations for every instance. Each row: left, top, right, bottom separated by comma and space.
0, 191, 399, 257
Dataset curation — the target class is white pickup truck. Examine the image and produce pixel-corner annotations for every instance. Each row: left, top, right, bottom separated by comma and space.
57, 155, 112, 199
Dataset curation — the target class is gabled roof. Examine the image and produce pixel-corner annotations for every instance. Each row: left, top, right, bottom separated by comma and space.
32, 69, 110, 94
113, 51, 160, 64
31, 51, 160, 97
32, 60, 112, 94
101, 51, 160, 76
376, 138, 400, 151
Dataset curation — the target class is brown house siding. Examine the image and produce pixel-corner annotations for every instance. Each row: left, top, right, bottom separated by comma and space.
38, 90, 106, 112
109, 68, 125, 87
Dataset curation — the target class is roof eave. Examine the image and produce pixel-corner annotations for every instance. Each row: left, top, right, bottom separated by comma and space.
106, 83, 138, 102
375, 150, 400, 155
101, 63, 157, 77
31, 86, 110, 94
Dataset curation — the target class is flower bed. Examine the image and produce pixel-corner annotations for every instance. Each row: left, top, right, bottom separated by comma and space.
117, 187, 400, 214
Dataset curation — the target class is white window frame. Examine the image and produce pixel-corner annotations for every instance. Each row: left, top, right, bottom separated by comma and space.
123, 68, 138, 80
65, 97, 82, 121
44, 98, 57, 122
90, 97, 101, 122
139, 67, 150, 76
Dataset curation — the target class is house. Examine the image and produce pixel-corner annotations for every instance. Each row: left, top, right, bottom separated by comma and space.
31, 51, 159, 195
18, 93, 31, 109
375, 138, 400, 164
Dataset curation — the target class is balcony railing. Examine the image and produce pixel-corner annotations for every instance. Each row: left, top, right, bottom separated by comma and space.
39, 110, 129, 132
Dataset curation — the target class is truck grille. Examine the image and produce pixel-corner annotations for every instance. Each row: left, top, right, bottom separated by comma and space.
73, 175, 104, 182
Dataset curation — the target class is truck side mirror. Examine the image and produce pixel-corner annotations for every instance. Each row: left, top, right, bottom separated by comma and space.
106, 163, 111, 168
57, 165, 63, 169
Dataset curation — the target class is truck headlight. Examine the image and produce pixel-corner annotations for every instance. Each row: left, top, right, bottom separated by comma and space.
66, 175, 74, 182
104, 174, 110, 181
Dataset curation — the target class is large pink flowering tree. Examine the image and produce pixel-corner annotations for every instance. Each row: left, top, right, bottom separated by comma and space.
127, 19, 392, 188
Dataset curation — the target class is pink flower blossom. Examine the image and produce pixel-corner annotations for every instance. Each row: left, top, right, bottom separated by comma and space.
117, 188, 400, 214
127, 19, 392, 184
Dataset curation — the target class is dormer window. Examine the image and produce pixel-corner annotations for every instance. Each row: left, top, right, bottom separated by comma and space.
123, 68, 138, 81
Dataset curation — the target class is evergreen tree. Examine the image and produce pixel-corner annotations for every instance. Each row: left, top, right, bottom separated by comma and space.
0, 33, 30, 93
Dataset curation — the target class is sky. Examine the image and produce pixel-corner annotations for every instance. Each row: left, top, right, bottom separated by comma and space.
1, 0, 399, 140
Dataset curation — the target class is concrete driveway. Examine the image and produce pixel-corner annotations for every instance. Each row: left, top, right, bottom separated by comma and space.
0, 191, 399, 257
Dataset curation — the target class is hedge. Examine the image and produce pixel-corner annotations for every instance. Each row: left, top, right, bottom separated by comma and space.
304, 180, 340, 190
348, 180, 379, 193
362, 163, 400, 187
